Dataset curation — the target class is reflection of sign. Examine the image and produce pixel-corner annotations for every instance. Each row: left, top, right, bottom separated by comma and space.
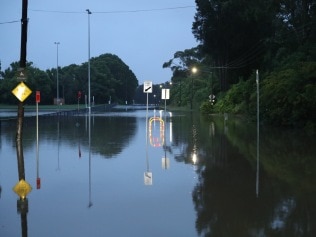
149, 117, 164, 147
143, 81, 152, 93
13, 179, 32, 199
161, 89, 170, 100
12, 82, 32, 102
144, 172, 153, 185
36, 177, 41, 189
162, 157, 170, 169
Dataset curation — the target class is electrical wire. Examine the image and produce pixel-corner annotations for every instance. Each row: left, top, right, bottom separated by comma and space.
0, 20, 20, 24
29, 5, 195, 14
221, 20, 315, 69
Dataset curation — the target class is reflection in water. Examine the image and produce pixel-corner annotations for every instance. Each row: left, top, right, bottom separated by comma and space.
191, 115, 316, 236
56, 119, 61, 171
191, 124, 198, 165
17, 198, 28, 237
1, 109, 315, 236
36, 104, 40, 189
76, 121, 82, 158
144, 101, 152, 185
149, 111, 174, 169
88, 112, 93, 208
15, 123, 30, 237
149, 117, 164, 147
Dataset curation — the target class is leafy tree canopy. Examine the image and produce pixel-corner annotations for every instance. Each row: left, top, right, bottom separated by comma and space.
0, 53, 139, 105
163, 0, 316, 128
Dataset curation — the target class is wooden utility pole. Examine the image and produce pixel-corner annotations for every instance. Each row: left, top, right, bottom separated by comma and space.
16, 0, 28, 181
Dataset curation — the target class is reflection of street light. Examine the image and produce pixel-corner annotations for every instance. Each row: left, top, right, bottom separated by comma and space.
54, 42, 60, 107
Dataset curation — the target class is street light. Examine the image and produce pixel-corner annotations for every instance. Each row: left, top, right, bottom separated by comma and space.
191, 66, 215, 105
191, 67, 197, 74
190, 67, 198, 110
86, 9, 91, 112
86, 8, 93, 208
54, 42, 60, 107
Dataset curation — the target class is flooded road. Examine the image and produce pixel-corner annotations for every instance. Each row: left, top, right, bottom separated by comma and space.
0, 108, 315, 236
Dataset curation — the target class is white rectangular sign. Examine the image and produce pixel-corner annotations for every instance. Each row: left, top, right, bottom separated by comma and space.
143, 81, 152, 93
161, 89, 170, 100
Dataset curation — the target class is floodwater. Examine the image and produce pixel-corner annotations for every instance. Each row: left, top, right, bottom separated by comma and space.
0, 108, 315, 237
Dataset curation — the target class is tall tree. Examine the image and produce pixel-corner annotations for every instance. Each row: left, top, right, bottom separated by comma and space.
90, 54, 138, 104
193, 0, 277, 90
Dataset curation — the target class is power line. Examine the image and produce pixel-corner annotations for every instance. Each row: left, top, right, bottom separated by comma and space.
221, 20, 316, 69
0, 20, 20, 24
29, 9, 83, 14
224, 40, 266, 69
94, 6, 195, 14
29, 5, 195, 14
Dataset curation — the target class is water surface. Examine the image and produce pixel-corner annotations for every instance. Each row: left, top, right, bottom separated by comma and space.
0, 109, 315, 237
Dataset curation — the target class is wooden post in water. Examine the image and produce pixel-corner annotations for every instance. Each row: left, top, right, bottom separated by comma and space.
16, 0, 28, 181
15, 2, 29, 236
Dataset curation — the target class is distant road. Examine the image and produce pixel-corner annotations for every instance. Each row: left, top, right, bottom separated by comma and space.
0, 104, 158, 119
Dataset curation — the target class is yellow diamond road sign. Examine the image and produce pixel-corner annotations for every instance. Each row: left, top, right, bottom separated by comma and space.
13, 179, 32, 199
12, 82, 32, 102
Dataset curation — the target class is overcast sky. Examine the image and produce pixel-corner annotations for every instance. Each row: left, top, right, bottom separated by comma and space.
1, 0, 197, 84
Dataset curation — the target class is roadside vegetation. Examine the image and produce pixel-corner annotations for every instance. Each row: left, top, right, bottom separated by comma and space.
0, 54, 138, 106
1, 1, 315, 131
162, 0, 315, 131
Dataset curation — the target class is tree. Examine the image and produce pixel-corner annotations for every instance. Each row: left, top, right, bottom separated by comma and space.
0, 62, 53, 104
193, 0, 277, 90
1, 53, 139, 105
90, 54, 138, 104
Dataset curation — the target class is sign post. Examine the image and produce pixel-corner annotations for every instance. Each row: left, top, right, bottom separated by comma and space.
143, 81, 153, 185
36, 91, 40, 189
161, 88, 170, 115
161, 88, 170, 168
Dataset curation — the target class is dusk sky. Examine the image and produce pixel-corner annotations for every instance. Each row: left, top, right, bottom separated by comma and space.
1, 0, 197, 84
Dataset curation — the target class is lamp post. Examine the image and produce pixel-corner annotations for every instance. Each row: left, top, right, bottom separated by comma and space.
191, 67, 198, 110
86, 9, 91, 112
191, 67, 215, 105
170, 81, 182, 106
54, 42, 60, 108
210, 72, 214, 105
86, 8, 93, 208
